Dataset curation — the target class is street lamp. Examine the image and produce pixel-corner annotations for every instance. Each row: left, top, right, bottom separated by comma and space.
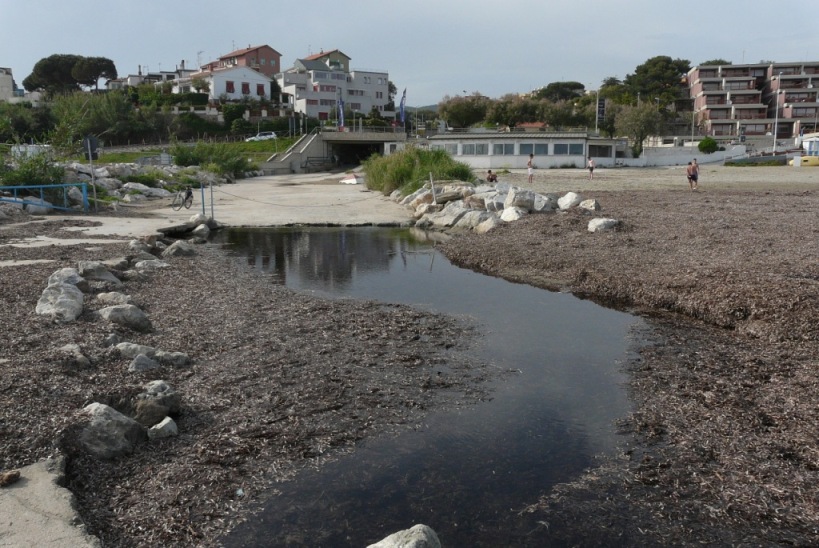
772, 72, 782, 153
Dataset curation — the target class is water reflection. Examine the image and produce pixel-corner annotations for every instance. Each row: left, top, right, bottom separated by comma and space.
216, 227, 436, 290
211, 227, 639, 547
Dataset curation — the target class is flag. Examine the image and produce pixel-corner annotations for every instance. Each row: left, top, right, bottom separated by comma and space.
399, 88, 406, 124
338, 97, 344, 127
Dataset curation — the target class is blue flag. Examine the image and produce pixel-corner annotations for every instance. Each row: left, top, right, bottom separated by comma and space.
338, 98, 344, 127
399, 88, 406, 124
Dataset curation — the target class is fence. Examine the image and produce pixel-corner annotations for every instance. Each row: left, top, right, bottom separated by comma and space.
0, 183, 89, 213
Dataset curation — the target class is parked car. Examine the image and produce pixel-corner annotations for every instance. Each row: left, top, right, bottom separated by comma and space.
788, 155, 819, 166
245, 131, 277, 142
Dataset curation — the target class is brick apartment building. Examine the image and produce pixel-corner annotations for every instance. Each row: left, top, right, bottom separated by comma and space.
687, 62, 819, 139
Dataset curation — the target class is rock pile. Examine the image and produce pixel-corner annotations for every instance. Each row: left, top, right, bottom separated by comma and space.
33, 214, 212, 460
391, 180, 620, 234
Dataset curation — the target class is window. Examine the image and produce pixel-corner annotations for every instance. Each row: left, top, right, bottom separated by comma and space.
320, 99, 335, 106
241, 82, 250, 95
320, 85, 336, 92
475, 143, 488, 155
521, 143, 548, 155
462, 144, 476, 155
350, 102, 361, 110
554, 144, 568, 155
376, 91, 383, 99
444, 144, 458, 155
225, 80, 235, 93
493, 143, 514, 155
314, 72, 327, 80
569, 143, 584, 155
260, 58, 266, 65
306, 99, 318, 105
256, 84, 266, 96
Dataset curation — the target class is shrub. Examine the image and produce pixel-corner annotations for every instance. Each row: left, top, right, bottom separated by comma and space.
698, 136, 719, 154
170, 141, 254, 178
0, 153, 64, 186
363, 146, 474, 196
123, 171, 163, 187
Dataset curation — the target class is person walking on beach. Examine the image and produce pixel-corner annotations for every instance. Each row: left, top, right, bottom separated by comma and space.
686, 162, 697, 191
587, 157, 595, 180
690, 158, 699, 190
527, 154, 534, 184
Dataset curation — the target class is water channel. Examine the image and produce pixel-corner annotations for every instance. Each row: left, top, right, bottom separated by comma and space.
212, 227, 643, 547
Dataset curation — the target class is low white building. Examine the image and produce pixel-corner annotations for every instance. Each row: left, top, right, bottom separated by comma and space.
427, 131, 622, 170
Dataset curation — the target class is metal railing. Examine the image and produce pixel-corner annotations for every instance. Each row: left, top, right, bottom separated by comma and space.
0, 183, 90, 213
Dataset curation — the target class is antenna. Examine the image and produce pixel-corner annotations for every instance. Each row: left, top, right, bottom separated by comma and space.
197, 51, 204, 67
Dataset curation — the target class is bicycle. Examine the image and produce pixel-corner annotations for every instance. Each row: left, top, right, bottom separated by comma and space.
171, 187, 194, 211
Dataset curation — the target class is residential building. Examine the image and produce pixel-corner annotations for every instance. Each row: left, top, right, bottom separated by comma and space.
687, 62, 819, 139
0, 67, 42, 105
0, 67, 17, 101
200, 45, 282, 79
277, 49, 393, 122
187, 65, 273, 103
107, 61, 197, 91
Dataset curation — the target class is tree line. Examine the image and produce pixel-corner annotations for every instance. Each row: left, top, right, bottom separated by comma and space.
435, 56, 724, 156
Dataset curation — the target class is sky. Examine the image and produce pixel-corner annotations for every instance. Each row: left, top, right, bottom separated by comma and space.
2, 0, 818, 107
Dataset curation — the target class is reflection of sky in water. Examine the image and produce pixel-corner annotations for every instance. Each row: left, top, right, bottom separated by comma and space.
213, 227, 641, 547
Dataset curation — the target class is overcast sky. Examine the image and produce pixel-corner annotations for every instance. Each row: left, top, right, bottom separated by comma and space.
3, 0, 818, 106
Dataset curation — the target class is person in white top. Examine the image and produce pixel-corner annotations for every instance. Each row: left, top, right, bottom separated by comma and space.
527, 154, 534, 184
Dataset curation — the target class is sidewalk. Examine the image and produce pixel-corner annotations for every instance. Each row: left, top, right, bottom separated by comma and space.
66, 172, 412, 238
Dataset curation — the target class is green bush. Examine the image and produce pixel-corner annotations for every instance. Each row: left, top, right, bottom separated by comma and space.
170, 141, 254, 178
123, 170, 163, 187
698, 136, 719, 154
363, 146, 474, 196
0, 153, 64, 186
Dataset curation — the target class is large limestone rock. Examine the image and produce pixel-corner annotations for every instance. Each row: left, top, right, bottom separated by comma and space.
133, 380, 181, 428
47, 268, 89, 292
97, 304, 153, 332
128, 354, 161, 372
78, 403, 146, 460
588, 218, 620, 232
558, 192, 583, 210
367, 524, 441, 548
579, 198, 601, 212
474, 215, 503, 234
35, 282, 84, 322
500, 206, 528, 222
116, 342, 157, 358
96, 291, 133, 306
147, 417, 178, 440
77, 261, 122, 286
133, 259, 170, 272
162, 240, 196, 258
504, 187, 536, 211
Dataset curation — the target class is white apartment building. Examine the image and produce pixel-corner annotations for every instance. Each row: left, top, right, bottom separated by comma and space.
277, 49, 393, 123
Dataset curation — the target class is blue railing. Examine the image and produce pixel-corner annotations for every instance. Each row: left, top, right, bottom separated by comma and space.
0, 183, 90, 213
